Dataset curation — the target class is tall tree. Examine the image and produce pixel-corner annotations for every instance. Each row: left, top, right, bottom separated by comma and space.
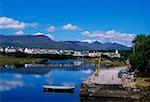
129, 35, 150, 76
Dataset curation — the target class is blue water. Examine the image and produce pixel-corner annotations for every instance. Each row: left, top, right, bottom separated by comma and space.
0, 60, 95, 102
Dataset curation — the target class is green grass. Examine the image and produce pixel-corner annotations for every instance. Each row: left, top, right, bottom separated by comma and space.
79, 58, 126, 67
135, 77, 150, 101
136, 77, 150, 88
0, 57, 44, 65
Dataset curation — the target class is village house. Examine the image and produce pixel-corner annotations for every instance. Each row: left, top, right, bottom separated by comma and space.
24, 48, 34, 54
5, 47, 17, 53
63, 50, 73, 55
72, 51, 82, 56
48, 49, 60, 54
88, 51, 102, 57
16, 47, 24, 52
103, 50, 121, 58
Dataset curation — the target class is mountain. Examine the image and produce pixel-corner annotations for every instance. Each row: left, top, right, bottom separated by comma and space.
89, 41, 103, 50
0, 35, 131, 50
0, 35, 54, 48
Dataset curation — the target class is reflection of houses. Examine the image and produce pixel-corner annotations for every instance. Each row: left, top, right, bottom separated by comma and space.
0, 65, 51, 75
0, 63, 94, 75
25, 61, 84, 68
73, 61, 83, 66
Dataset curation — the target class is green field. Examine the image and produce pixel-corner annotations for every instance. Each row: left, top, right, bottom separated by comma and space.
0, 57, 43, 65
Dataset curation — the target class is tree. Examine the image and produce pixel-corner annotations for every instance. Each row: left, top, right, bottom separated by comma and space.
129, 35, 150, 76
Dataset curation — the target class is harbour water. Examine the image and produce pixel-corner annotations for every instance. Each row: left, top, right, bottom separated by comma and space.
0, 60, 95, 102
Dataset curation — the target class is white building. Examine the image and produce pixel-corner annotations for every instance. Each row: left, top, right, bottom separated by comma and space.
114, 49, 121, 58
63, 50, 73, 55
16, 47, 24, 52
73, 51, 82, 56
115, 50, 119, 54
88, 51, 101, 57
24, 48, 34, 54
5, 47, 16, 53
48, 49, 59, 54
102, 50, 121, 58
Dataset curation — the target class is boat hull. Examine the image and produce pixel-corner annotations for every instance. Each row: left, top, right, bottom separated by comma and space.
43, 85, 74, 93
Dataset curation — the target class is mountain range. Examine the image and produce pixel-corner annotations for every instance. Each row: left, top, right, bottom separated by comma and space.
0, 35, 131, 51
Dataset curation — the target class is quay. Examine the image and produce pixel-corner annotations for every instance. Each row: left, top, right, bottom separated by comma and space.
80, 67, 141, 100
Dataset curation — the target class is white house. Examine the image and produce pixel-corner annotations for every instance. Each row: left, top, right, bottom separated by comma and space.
5, 47, 16, 53
73, 51, 82, 56
24, 48, 34, 54
88, 51, 101, 57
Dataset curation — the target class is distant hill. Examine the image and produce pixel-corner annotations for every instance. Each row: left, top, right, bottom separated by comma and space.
0, 35, 131, 50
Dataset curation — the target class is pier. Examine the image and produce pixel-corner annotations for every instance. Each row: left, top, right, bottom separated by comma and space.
80, 67, 141, 100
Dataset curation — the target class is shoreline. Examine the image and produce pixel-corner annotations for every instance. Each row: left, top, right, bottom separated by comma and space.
80, 66, 142, 100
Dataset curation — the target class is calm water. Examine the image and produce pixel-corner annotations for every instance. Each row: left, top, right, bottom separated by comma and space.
0, 60, 95, 102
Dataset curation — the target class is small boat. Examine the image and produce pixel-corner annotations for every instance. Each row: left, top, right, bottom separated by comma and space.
43, 85, 74, 93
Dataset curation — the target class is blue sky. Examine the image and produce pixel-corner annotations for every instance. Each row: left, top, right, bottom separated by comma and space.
0, 0, 149, 46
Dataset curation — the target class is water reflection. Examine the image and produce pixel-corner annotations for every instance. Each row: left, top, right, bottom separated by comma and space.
0, 60, 95, 102
0, 62, 93, 75
0, 79, 24, 91
0, 74, 33, 92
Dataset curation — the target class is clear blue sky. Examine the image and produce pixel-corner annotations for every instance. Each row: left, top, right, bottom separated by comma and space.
0, 0, 149, 46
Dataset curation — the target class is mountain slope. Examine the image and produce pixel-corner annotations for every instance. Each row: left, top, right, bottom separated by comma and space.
0, 35, 131, 50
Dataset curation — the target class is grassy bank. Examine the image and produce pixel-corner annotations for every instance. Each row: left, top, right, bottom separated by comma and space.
136, 77, 150, 101
0, 57, 44, 66
79, 57, 126, 68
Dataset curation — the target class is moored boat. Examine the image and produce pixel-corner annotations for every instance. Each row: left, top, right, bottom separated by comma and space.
43, 85, 74, 93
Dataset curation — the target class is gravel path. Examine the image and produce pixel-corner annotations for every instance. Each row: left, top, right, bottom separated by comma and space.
84, 66, 127, 85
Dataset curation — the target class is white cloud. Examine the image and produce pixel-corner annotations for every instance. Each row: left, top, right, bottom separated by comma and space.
62, 23, 79, 30
29, 23, 38, 27
81, 39, 95, 43
81, 30, 135, 47
0, 78, 33, 91
81, 31, 90, 36
0, 16, 38, 29
33, 32, 54, 39
14, 31, 24, 35
47, 26, 56, 32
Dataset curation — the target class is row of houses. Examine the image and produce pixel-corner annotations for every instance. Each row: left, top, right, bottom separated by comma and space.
0, 46, 121, 58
